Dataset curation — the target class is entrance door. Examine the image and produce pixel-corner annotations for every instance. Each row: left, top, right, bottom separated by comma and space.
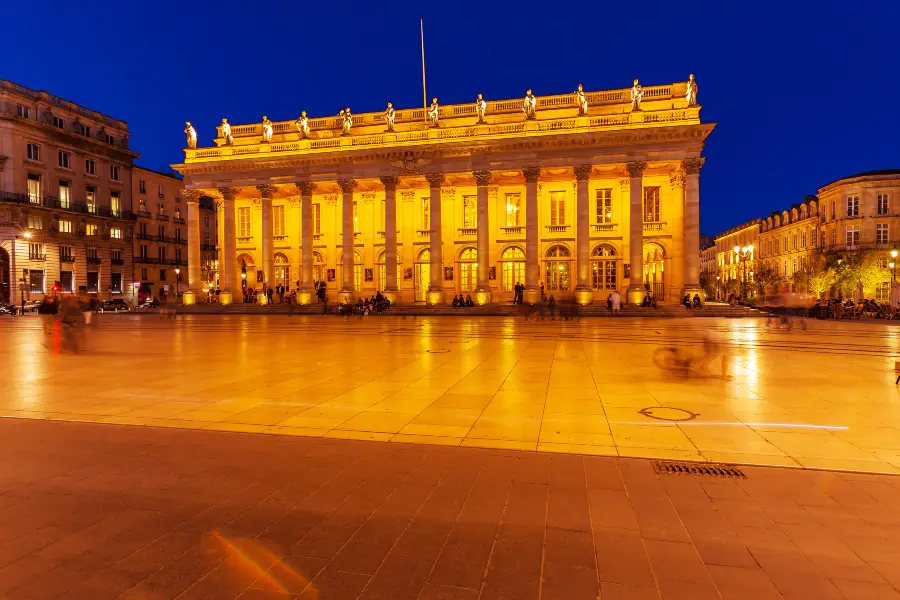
414, 262, 430, 302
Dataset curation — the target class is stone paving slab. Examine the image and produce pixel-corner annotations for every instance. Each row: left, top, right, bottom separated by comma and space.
3, 419, 900, 599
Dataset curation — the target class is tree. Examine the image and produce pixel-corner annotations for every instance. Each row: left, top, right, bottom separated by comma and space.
699, 272, 716, 299
804, 256, 836, 299
825, 248, 888, 299
752, 265, 781, 300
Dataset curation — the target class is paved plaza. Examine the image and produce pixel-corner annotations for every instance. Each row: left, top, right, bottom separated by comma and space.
2, 314, 900, 472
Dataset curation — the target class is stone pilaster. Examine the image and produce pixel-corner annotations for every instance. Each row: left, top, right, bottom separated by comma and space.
626, 161, 647, 305
682, 157, 704, 297
523, 166, 541, 304
218, 186, 238, 304
473, 169, 492, 305
380, 176, 400, 303
425, 173, 444, 305
296, 181, 315, 305
338, 178, 357, 303
573, 164, 593, 305
181, 189, 202, 305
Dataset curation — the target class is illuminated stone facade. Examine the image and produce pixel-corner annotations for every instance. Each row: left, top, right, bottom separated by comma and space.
714, 221, 760, 297
173, 81, 714, 305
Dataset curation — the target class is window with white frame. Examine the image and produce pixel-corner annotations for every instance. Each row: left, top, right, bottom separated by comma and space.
846, 195, 859, 217
86, 223, 98, 236
238, 207, 251, 237
462, 195, 477, 228
58, 219, 72, 234
109, 165, 119, 181
831, 228, 836, 246
27, 174, 40, 203
86, 186, 97, 213
595, 189, 612, 224
111, 192, 121, 217
29, 242, 44, 259
313, 203, 321, 234
549, 191, 566, 225
139, 180, 146, 194
85, 158, 96, 175
110, 227, 122, 239
26, 143, 40, 161
877, 223, 889, 245
801, 230, 807, 248
421, 197, 430, 229
17, 104, 30, 118
505, 194, 521, 227
27, 215, 42, 230
846, 225, 860, 247
878, 193, 889, 215
57, 150, 70, 169
643, 187, 661, 222
811, 228, 817, 247
831, 201, 836, 219
105, 134, 114, 145
158, 184, 164, 198
52, 115, 64, 129
79, 123, 91, 137
274, 204, 285, 236
60, 270, 74, 293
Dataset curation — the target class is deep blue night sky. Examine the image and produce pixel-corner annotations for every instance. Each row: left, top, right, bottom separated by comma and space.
3, 0, 898, 235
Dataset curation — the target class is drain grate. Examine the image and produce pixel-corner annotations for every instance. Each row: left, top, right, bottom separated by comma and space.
653, 461, 747, 479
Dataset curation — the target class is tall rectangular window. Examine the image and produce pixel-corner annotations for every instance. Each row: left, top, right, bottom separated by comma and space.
17, 104, 30, 118
57, 151, 70, 169
462, 195, 477, 228
421, 197, 430, 229
109, 165, 119, 181
85, 158, 96, 175
110, 273, 122, 294
811, 228, 817, 248
313, 203, 321, 234
110, 227, 122, 239
86, 186, 97, 213
27, 215, 43, 229
139, 180, 146, 194
60, 271, 74, 293
846, 225, 860, 247
111, 192, 121, 217
595, 189, 612, 224
877, 223, 889, 245
831, 201, 836, 219
52, 116, 64, 129
59, 180, 70, 208
60, 245, 74, 262
831, 228, 836, 247
86, 223, 98, 236
643, 187, 661, 222
30, 270, 45, 294
846, 195, 859, 217
549, 191, 566, 225
26, 143, 40, 161
274, 204, 285, 236
86, 271, 99, 294
79, 124, 91, 138
505, 194, 521, 227
29, 243, 44, 259
878, 193, 889, 215
58, 220, 72, 234
27, 174, 40, 203
238, 207, 251, 237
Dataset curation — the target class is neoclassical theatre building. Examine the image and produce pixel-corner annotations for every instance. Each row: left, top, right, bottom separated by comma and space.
172, 79, 714, 305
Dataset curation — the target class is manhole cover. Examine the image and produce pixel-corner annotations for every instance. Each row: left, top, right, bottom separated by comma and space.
638, 406, 698, 422
653, 461, 747, 479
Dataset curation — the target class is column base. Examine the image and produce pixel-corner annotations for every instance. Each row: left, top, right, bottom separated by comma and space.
219, 291, 234, 305
523, 289, 541, 305
258, 294, 269, 306
474, 289, 491, 306
426, 290, 444, 305
383, 289, 400, 305
296, 289, 313, 305
338, 290, 354, 305
573, 288, 594, 305
181, 291, 197, 306
626, 285, 647, 306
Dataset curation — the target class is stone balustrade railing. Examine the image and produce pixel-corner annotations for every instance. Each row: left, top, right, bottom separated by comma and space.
185, 105, 700, 163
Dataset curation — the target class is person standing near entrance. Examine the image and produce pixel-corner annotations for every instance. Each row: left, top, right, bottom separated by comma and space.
611, 289, 622, 315
540, 282, 545, 301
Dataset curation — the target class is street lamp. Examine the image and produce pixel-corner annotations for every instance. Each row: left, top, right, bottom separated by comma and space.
733, 245, 753, 298
715, 274, 721, 301
174, 267, 181, 299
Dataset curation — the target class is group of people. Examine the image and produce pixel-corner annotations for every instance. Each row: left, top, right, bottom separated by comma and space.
242, 284, 297, 304
682, 294, 703, 310
37, 295, 96, 350
341, 291, 391, 316
452, 294, 474, 308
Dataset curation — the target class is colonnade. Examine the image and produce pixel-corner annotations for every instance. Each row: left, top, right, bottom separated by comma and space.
182, 159, 704, 305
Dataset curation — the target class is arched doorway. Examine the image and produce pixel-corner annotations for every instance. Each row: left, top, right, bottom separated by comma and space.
500, 246, 525, 293
457, 247, 477, 293
591, 244, 619, 293
237, 253, 256, 290
643, 243, 666, 300
274, 252, 290, 288
0, 247, 9, 304
544, 245, 571, 292
338, 250, 362, 291
312, 251, 326, 287
414, 248, 430, 302
376, 250, 401, 291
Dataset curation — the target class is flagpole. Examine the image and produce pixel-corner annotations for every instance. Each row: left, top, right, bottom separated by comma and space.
420, 18, 427, 122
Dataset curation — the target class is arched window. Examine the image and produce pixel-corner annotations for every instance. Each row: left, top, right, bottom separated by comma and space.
458, 247, 477, 292
500, 246, 525, 292
339, 250, 362, 291
376, 250, 401, 291
414, 248, 430, 302
312, 251, 326, 285
274, 252, 290, 287
544, 245, 571, 291
591, 244, 618, 291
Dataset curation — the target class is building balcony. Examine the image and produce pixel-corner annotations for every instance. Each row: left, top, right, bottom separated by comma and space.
174, 237, 186, 245
237, 237, 253, 247
28, 254, 46, 261
173, 217, 185, 224
111, 258, 124, 266
135, 256, 157, 264
274, 235, 289, 245
545, 225, 570, 235
416, 230, 431, 239
501, 226, 524, 235
138, 210, 151, 218
137, 233, 156, 241
376, 231, 400, 239
60, 255, 74, 263
643, 221, 667, 232
201, 243, 217, 251
592, 223, 618, 233
457, 228, 477, 237
313, 233, 323, 241
0, 191, 134, 221
155, 214, 169, 222
86, 257, 102, 265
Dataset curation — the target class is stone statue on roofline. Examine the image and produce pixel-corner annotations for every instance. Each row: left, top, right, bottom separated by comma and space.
221, 118, 233, 145
261, 115, 273, 142
575, 83, 588, 116
475, 94, 487, 124
295, 111, 310, 138
630, 79, 643, 111
184, 121, 197, 149
384, 102, 396, 132
686, 73, 698, 106
522, 89, 536, 120
427, 97, 439, 127
340, 107, 352, 135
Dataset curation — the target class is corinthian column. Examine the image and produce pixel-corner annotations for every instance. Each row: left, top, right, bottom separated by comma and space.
523, 166, 541, 304
425, 173, 444, 305
219, 187, 237, 304
180, 189, 202, 305
338, 178, 357, 304
296, 181, 315, 305
574, 164, 593, 305
473, 169, 492, 305
682, 157, 704, 297
256, 184, 276, 301
380, 176, 400, 304
625, 161, 647, 305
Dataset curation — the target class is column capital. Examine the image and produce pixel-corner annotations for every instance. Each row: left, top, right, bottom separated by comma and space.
379, 176, 400, 191
574, 164, 592, 181
218, 186, 238, 201
256, 184, 277, 198
473, 169, 492, 186
338, 178, 358, 194
522, 167, 541, 183
626, 161, 647, 178
295, 181, 315, 197
681, 157, 706, 175
425, 173, 444, 189
183, 189, 202, 203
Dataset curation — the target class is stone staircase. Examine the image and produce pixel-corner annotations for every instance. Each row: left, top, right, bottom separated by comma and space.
167, 301, 762, 318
